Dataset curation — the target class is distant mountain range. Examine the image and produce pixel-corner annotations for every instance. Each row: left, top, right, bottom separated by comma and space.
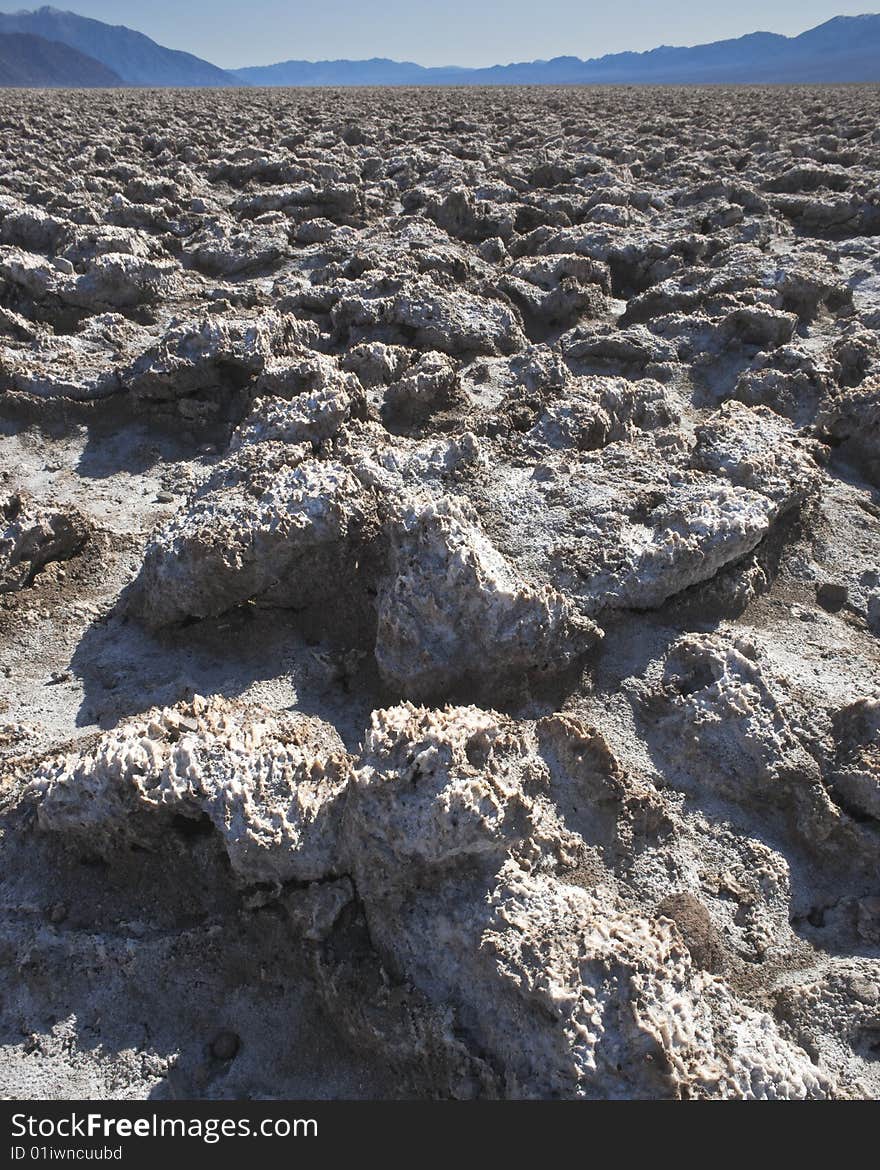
0, 6, 243, 85
235, 14, 880, 86
0, 29, 120, 84
0, 7, 877, 88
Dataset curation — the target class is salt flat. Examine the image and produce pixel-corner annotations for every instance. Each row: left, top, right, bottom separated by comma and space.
1, 84, 879, 1099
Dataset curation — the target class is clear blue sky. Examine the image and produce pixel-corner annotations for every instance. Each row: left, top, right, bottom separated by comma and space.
9, 2, 877, 67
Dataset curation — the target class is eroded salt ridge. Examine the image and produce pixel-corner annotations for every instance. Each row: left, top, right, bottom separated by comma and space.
31, 694, 847, 1099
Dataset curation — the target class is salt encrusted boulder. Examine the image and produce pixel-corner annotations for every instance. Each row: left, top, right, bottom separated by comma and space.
526, 376, 678, 452
66, 252, 179, 310
183, 217, 289, 276
232, 351, 363, 449
231, 389, 353, 450
349, 702, 666, 882
0, 205, 71, 254
382, 351, 461, 419
0, 247, 71, 308
511, 254, 612, 297
131, 421, 506, 654
1, 490, 89, 592
476, 403, 820, 622
501, 343, 570, 392
774, 960, 880, 1092
770, 259, 856, 321
827, 695, 880, 822
374, 497, 600, 699
733, 344, 837, 422
130, 455, 375, 629
0, 246, 177, 314
340, 341, 413, 387
771, 193, 880, 239
345, 704, 582, 901
618, 272, 737, 326
230, 181, 361, 225
561, 322, 679, 376
124, 311, 300, 416
518, 402, 819, 615
690, 400, 821, 512
619, 248, 851, 334
425, 187, 516, 243
763, 165, 853, 196
0, 313, 152, 401
293, 217, 337, 245
60, 224, 156, 267
331, 275, 527, 356
498, 254, 610, 329
466, 864, 832, 1099
342, 704, 831, 1099
33, 697, 349, 884
565, 478, 786, 614
102, 195, 178, 235
253, 348, 358, 400
817, 376, 880, 481
341, 425, 488, 498
718, 306, 798, 350
643, 632, 868, 859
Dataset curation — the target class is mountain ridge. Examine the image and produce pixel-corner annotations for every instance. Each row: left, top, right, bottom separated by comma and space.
235, 14, 880, 86
0, 29, 122, 85
0, 5, 245, 85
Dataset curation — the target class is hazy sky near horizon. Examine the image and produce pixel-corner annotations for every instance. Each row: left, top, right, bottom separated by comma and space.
7, 1, 876, 67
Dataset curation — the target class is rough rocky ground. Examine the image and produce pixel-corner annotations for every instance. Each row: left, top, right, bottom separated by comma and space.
1, 85, 879, 1100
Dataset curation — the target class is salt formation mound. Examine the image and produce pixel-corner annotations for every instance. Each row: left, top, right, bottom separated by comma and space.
31, 696, 837, 1099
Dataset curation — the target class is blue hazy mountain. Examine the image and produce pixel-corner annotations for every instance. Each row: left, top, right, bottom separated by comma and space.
0, 6, 245, 85
235, 14, 880, 86
0, 29, 121, 84
234, 57, 471, 86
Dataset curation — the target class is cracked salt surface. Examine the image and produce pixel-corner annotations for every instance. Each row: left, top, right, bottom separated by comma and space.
0, 83, 879, 1099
